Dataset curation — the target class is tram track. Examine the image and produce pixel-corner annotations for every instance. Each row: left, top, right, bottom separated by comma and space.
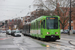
22, 35, 75, 49
30, 36, 75, 49
61, 38, 75, 47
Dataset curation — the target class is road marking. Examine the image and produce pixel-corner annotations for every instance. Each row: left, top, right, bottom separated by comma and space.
0, 37, 13, 40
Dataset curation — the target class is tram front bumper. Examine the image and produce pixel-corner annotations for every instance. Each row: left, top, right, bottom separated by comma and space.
45, 35, 60, 39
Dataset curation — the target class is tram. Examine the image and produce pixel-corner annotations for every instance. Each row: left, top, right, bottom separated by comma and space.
22, 16, 60, 41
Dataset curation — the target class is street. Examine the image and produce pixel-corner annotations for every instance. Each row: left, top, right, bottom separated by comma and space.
0, 33, 75, 50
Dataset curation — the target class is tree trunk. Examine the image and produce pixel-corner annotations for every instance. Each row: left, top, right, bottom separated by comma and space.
62, 26, 64, 31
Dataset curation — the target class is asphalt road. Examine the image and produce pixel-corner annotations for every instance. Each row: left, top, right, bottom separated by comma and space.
0, 33, 75, 50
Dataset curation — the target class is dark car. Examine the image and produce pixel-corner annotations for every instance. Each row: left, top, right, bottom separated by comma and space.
11, 30, 16, 36
14, 30, 21, 37
72, 30, 75, 34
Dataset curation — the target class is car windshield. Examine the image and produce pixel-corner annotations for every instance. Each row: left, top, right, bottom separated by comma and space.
12, 30, 15, 32
16, 30, 20, 33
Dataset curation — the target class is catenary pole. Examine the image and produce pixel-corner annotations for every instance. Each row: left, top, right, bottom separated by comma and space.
69, 0, 71, 35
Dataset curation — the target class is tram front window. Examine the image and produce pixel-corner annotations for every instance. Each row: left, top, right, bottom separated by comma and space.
46, 17, 58, 29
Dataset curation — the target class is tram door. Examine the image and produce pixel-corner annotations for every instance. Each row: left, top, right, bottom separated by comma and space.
41, 20, 45, 34
29, 25, 30, 33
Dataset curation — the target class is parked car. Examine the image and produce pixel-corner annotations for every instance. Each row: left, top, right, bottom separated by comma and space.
2, 30, 6, 33
61, 29, 64, 33
0, 30, 2, 33
6, 29, 11, 35
14, 30, 21, 37
64, 30, 69, 34
19, 29, 22, 33
72, 30, 75, 34
11, 30, 16, 36
11, 29, 21, 37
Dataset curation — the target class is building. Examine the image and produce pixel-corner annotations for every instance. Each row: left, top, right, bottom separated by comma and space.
54, 3, 75, 30
7, 18, 22, 30
65, 8, 75, 30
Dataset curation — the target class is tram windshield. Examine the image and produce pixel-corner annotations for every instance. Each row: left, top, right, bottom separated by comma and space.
46, 17, 58, 29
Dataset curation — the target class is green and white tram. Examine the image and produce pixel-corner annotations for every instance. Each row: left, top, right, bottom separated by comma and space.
30, 16, 60, 41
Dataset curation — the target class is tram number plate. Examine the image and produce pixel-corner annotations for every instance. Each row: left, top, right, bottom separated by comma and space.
51, 35, 55, 38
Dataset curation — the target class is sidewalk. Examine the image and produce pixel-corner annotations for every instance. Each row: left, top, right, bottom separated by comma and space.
61, 33, 75, 37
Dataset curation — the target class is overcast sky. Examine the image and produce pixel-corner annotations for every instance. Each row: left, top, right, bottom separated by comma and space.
0, 0, 34, 21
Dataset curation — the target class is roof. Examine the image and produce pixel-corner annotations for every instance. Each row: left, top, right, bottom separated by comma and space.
31, 16, 60, 23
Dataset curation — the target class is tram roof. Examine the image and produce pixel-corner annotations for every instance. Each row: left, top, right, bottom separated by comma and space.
31, 16, 60, 23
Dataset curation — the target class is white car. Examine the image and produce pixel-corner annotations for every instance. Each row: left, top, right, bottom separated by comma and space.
6, 29, 11, 35
14, 30, 21, 37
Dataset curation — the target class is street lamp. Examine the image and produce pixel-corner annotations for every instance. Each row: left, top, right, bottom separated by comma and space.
69, 0, 71, 35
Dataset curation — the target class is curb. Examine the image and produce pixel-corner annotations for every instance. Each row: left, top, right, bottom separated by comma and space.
69, 40, 75, 46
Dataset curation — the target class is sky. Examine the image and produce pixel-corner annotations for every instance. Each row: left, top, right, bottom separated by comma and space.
0, 0, 34, 21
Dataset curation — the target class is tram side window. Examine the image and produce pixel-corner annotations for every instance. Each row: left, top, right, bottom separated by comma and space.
38, 21, 40, 29
32, 23, 34, 29
25, 25, 27, 31
30, 24, 32, 29
26, 25, 28, 30
59, 20, 60, 28
31, 24, 32, 29
35, 22, 37, 29
43, 20, 45, 29
36, 21, 38, 29
30, 24, 31, 29
31, 23, 33, 29
34, 23, 35, 29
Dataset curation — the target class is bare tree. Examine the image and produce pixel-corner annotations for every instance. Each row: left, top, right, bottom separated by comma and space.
71, 0, 75, 7
32, 0, 74, 30
40, 0, 70, 30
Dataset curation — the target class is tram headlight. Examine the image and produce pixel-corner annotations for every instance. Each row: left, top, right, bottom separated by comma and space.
55, 32, 58, 34
47, 32, 50, 34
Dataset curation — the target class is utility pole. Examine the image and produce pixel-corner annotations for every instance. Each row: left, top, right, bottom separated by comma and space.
69, 0, 71, 35
5, 20, 7, 30
5, 20, 8, 37
56, 0, 58, 7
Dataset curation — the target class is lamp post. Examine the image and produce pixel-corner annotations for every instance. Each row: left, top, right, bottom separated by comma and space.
69, 0, 71, 35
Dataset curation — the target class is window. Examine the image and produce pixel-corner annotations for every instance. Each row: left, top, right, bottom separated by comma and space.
68, 20, 73, 23
31, 23, 34, 29
36, 21, 38, 29
38, 21, 40, 29
68, 26, 73, 30
34, 23, 35, 29
59, 20, 60, 28
43, 20, 45, 29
